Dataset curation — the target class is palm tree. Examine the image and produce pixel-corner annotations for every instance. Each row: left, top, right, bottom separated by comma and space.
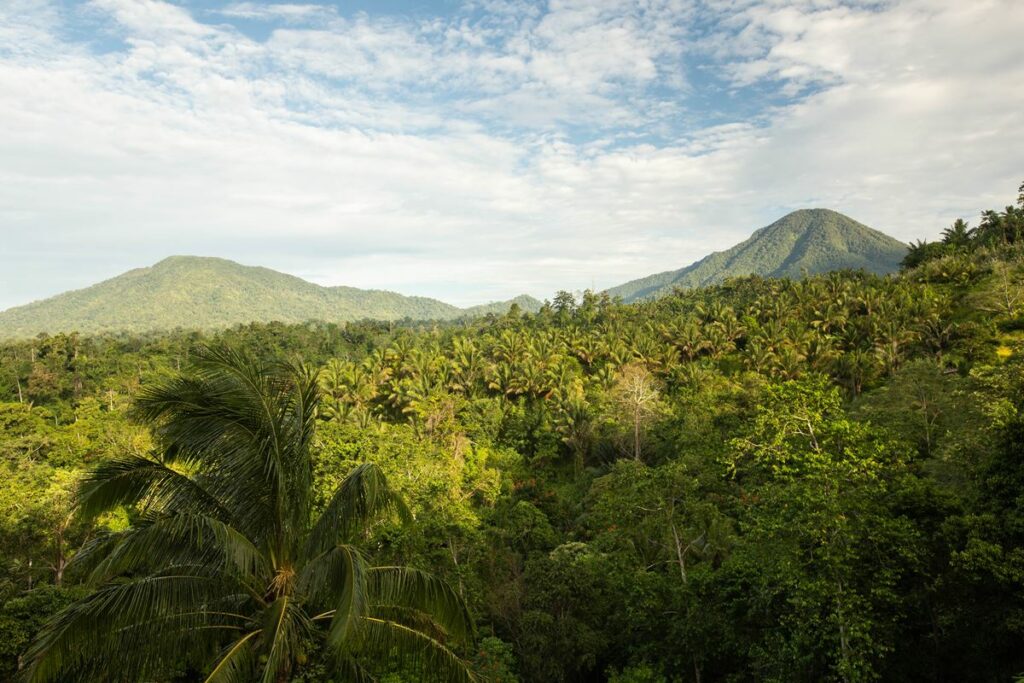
570, 329, 601, 368
902, 239, 941, 269
552, 397, 594, 473
975, 206, 1024, 247
449, 338, 485, 397
672, 321, 706, 362
941, 218, 973, 248
23, 346, 474, 683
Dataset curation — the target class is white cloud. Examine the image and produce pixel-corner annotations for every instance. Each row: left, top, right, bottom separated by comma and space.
0, 0, 1021, 309
89, 0, 219, 38
215, 3, 334, 23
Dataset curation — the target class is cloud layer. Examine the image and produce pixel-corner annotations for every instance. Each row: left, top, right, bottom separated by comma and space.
1, 0, 1022, 308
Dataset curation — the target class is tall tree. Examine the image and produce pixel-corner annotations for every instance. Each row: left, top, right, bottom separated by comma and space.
609, 363, 663, 461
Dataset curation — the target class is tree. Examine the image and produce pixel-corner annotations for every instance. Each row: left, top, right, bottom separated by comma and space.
901, 240, 947, 269
0, 586, 86, 679
516, 542, 624, 682
853, 359, 968, 459
608, 364, 663, 462
551, 291, 577, 319
586, 458, 733, 682
726, 379, 919, 682
975, 203, 1024, 247
977, 261, 1024, 317
941, 219, 972, 248
22, 346, 474, 683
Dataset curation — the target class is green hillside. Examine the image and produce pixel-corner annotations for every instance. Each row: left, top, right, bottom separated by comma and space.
0, 256, 542, 339
608, 208, 907, 302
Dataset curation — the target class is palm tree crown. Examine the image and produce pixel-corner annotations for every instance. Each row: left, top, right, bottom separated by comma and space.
23, 346, 475, 683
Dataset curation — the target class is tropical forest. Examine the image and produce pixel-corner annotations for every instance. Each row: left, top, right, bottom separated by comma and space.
1, 183, 1023, 682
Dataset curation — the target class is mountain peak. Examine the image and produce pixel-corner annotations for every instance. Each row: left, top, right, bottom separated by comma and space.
766, 208, 860, 230
786, 207, 841, 215
149, 255, 250, 270
607, 209, 907, 302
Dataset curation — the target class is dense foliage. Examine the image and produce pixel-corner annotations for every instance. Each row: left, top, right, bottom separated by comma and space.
20, 348, 475, 682
607, 209, 907, 302
0, 256, 542, 339
2, 186, 1024, 681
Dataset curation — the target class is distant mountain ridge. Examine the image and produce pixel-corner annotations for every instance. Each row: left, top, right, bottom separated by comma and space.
607, 209, 907, 302
0, 256, 542, 339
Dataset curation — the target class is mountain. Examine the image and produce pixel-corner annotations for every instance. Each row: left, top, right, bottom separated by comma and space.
0, 256, 542, 339
607, 209, 908, 302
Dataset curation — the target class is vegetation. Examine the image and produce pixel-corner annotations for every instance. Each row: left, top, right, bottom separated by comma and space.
20, 347, 474, 682
1, 185, 1023, 681
607, 208, 907, 302
0, 256, 542, 339
902, 183, 1024, 269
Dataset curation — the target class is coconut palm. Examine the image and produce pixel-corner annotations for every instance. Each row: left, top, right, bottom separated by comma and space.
22, 346, 474, 683
449, 337, 486, 397
571, 330, 602, 369
941, 218, 973, 248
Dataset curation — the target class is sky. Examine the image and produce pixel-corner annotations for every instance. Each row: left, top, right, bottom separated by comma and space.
1, 0, 1022, 309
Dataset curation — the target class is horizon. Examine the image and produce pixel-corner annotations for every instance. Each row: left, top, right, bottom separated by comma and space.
2, 0, 1022, 309
0, 206, 902, 312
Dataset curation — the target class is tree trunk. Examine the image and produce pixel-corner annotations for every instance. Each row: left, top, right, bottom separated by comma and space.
449, 538, 466, 599
671, 521, 687, 583
633, 408, 641, 461
670, 518, 700, 682
836, 581, 853, 683
53, 526, 66, 586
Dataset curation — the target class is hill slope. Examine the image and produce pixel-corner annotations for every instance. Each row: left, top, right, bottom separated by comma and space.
0, 256, 542, 338
607, 209, 907, 302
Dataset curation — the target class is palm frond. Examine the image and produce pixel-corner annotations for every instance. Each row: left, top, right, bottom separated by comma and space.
332, 658, 378, 683
258, 596, 313, 683
83, 513, 269, 589
77, 453, 232, 522
355, 616, 476, 683
300, 544, 369, 654
271, 358, 319, 551
130, 346, 313, 551
203, 630, 261, 683
306, 463, 410, 555
22, 570, 236, 682
367, 567, 474, 641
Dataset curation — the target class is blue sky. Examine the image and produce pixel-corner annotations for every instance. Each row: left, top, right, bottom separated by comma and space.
1, 0, 1022, 309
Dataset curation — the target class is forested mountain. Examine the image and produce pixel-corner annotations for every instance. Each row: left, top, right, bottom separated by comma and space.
0, 256, 542, 339
608, 208, 908, 302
